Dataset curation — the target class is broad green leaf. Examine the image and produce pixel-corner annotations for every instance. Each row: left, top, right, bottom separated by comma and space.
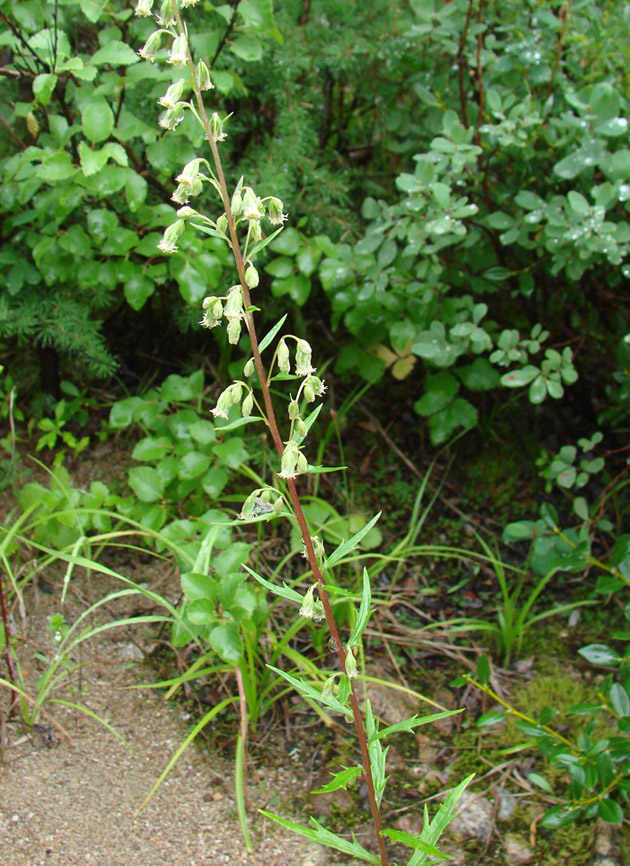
32, 73, 57, 106
89, 40, 139, 67
181, 572, 217, 602
202, 466, 228, 499
209, 622, 242, 663
124, 274, 154, 311
178, 451, 211, 480
132, 436, 171, 462
578, 644, 621, 666
527, 772, 553, 794
109, 396, 143, 428
501, 366, 540, 387
609, 683, 630, 717
78, 141, 110, 176
230, 35, 263, 62
598, 798, 623, 825
128, 466, 165, 503
82, 101, 114, 143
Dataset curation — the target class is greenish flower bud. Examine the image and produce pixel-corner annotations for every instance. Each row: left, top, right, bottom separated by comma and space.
288, 399, 300, 420
241, 391, 254, 417
159, 105, 185, 130
209, 112, 227, 142
157, 219, 185, 254
321, 675, 336, 702
245, 264, 259, 288
231, 191, 243, 216
242, 187, 264, 221
177, 159, 201, 188
277, 339, 290, 374
224, 284, 243, 319
295, 418, 307, 438
200, 296, 222, 328
296, 451, 308, 474
197, 59, 214, 90
278, 439, 299, 479
172, 185, 189, 204
227, 318, 242, 344
167, 34, 188, 66
157, 0, 175, 26
299, 585, 325, 622
295, 339, 315, 376
345, 647, 358, 679
176, 206, 197, 218
305, 375, 326, 398
216, 214, 228, 235
301, 535, 325, 561
266, 196, 287, 226
229, 383, 242, 405
159, 79, 187, 110
135, 0, 154, 16
138, 30, 164, 62
243, 358, 255, 377
211, 387, 232, 419
249, 219, 262, 242
303, 382, 315, 403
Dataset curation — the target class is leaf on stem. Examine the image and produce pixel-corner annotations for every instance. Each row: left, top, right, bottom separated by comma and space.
258, 812, 380, 864
324, 512, 382, 569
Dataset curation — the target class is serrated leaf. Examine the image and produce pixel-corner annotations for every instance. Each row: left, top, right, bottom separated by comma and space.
311, 766, 362, 794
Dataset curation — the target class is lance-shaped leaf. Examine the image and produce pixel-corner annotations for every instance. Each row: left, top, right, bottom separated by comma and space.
324, 512, 382, 570
311, 766, 362, 794
258, 813, 379, 864
267, 665, 353, 720
258, 314, 288, 353
347, 568, 372, 649
243, 564, 303, 603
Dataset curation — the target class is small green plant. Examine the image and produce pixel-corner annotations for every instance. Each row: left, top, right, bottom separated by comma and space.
457, 652, 630, 828
130, 1, 473, 861
537, 432, 605, 493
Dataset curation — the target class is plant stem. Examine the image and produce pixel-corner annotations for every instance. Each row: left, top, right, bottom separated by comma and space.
175, 7, 389, 861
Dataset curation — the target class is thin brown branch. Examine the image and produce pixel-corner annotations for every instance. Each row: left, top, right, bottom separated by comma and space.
456, 0, 475, 128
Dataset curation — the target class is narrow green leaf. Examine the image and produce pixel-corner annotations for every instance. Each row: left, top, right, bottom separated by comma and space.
256, 315, 287, 355
324, 512, 382, 570
258, 812, 379, 864
347, 569, 372, 649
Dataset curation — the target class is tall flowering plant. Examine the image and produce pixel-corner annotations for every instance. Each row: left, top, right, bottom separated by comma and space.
136, 2, 471, 862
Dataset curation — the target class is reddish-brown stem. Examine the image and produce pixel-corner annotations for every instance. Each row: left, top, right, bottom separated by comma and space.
174, 6, 389, 862
456, 0, 475, 128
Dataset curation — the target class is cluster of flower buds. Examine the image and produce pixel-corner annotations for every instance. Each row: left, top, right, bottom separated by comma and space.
171, 157, 210, 205
278, 439, 308, 480
299, 585, 325, 622
200, 295, 223, 329
157, 218, 186, 253
211, 382, 245, 419
301, 535, 325, 562
229, 185, 287, 243
239, 488, 284, 521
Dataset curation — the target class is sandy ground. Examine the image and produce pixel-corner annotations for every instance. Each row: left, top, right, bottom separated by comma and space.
0, 581, 323, 866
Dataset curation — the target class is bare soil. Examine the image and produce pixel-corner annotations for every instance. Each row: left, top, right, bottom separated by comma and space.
0, 566, 319, 866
